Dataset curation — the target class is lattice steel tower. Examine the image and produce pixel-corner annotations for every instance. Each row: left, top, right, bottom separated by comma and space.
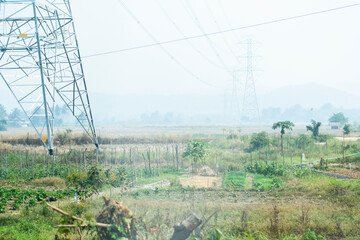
230, 69, 241, 123
0, 0, 98, 155
241, 39, 260, 121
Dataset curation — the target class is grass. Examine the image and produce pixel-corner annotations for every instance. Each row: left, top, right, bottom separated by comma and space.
0, 131, 360, 239
30, 177, 66, 188
133, 172, 184, 186
0, 204, 58, 240
223, 171, 247, 188
252, 175, 278, 191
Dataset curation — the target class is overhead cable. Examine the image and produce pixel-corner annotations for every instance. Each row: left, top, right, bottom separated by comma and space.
84, 3, 360, 58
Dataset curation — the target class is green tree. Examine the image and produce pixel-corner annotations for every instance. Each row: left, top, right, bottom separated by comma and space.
8, 108, 24, 126
329, 112, 348, 125
306, 120, 322, 138
183, 140, 208, 172
222, 128, 227, 137
272, 121, 295, 165
249, 131, 268, 151
0, 120, 6, 131
343, 124, 351, 135
0, 104, 7, 120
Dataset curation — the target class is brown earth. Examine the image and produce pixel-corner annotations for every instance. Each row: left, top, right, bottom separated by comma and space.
180, 176, 222, 188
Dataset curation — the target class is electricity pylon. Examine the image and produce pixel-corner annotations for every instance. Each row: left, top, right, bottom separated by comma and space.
230, 69, 241, 123
241, 39, 260, 121
0, 0, 98, 155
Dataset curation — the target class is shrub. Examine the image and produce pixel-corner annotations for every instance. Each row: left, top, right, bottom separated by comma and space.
248, 132, 268, 152
302, 229, 325, 240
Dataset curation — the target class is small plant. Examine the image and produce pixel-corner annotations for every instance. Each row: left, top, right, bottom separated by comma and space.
272, 177, 283, 188
73, 202, 91, 215
169, 177, 181, 187
183, 139, 209, 172
208, 229, 223, 240
28, 198, 36, 207
66, 166, 104, 199
302, 229, 325, 240
12, 198, 22, 210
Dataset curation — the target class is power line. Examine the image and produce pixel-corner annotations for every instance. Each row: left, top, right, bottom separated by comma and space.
83, 2, 360, 58
155, 0, 224, 70
181, 0, 232, 75
204, 0, 240, 63
217, 0, 241, 44
115, 0, 223, 89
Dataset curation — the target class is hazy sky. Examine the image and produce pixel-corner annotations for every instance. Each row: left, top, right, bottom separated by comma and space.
66, 0, 360, 96
1, 0, 360, 98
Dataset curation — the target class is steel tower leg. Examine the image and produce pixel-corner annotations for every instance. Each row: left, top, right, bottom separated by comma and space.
0, 0, 98, 154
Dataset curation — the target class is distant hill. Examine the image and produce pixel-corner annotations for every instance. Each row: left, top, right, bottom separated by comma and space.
1, 83, 359, 124
258, 83, 360, 109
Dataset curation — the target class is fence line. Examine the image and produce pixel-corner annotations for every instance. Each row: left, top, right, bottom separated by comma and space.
294, 152, 360, 166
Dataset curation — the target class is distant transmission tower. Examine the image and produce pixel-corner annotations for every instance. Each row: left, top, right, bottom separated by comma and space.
241, 39, 260, 121
230, 69, 241, 123
0, 0, 98, 154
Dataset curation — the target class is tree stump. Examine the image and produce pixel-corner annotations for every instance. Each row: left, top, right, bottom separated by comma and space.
170, 213, 202, 240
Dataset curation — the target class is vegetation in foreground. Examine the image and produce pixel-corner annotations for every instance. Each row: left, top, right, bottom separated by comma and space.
0, 127, 360, 239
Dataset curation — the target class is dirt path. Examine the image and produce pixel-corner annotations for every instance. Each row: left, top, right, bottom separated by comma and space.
99, 180, 171, 197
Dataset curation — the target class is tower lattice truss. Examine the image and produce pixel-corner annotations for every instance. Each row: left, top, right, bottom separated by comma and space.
0, 0, 98, 154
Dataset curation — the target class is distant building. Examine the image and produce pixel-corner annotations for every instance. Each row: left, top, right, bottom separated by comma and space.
330, 121, 341, 130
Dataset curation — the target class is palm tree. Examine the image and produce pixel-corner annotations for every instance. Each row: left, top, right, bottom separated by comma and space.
222, 128, 227, 138
272, 121, 295, 166
306, 120, 322, 138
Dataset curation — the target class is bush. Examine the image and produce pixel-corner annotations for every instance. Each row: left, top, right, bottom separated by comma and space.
302, 229, 325, 240
248, 132, 268, 152
247, 162, 313, 178
316, 134, 331, 143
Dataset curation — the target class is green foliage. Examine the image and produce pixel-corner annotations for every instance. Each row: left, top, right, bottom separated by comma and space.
248, 131, 268, 152
208, 229, 223, 240
297, 134, 312, 147
343, 124, 351, 135
107, 167, 128, 188
247, 162, 313, 178
316, 134, 330, 143
56, 128, 73, 145
302, 229, 325, 240
66, 166, 104, 199
0, 186, 75, 213
183, 140, 209, 163
306, 120, 321, 138
0, 104, 7, 120
223, 172, 246, 188
253, 175, 283, 191
0, 119, 6, 131
329, 112, 348, 124
66, 166, 129, 199
272, 121, 295, 136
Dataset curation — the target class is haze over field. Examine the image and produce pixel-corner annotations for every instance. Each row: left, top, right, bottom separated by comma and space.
1, 0, 359, 125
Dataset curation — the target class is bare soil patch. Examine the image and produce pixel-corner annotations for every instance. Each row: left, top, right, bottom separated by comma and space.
180, 176, 221, 188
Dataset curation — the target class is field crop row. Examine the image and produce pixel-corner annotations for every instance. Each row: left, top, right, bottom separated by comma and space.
0, 187, 75, 213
